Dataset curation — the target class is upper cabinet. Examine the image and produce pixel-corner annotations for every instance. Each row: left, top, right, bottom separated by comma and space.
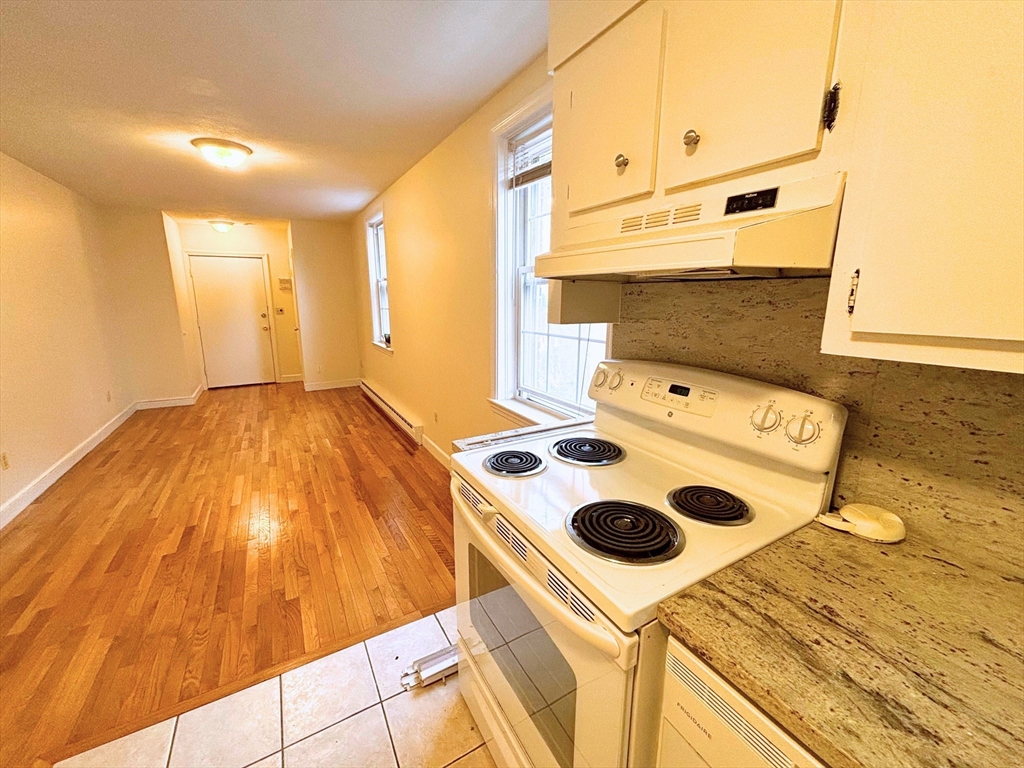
820, 0, 1024, 373
558, 1, 666, 213
657, 0, 840, 191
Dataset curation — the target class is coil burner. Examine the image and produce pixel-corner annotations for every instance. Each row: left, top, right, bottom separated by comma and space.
483, 450, 545, 478
667, 485, 752, 526
566, 500, 684, 564
550, 437, 624, 467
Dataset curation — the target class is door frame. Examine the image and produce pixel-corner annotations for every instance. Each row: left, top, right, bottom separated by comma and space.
186, 251, 283, 387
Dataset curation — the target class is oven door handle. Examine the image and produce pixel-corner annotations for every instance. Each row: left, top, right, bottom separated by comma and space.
452, 479, 630, 665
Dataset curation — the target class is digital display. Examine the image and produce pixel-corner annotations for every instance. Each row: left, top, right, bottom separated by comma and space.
669, 384, 691, 397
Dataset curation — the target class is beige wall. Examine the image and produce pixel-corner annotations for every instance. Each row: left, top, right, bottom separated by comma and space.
101, 208, 195, 401
290, 219, 361, 389
0, 154, 127, 515
174, 219, 303, 381
350, 55, 551, 456
162, 214, 206, 391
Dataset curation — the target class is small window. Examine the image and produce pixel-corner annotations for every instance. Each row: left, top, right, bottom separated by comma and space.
367, 216, 391, 347
497, 112, 607, 416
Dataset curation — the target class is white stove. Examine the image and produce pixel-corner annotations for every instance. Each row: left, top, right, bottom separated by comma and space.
450, 360, 847, 768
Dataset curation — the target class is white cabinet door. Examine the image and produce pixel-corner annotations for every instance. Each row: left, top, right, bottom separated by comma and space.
821, 0, 1024, 373
559, 1, 666, 214
190, 255, 276, 388
658, 0, 840, 192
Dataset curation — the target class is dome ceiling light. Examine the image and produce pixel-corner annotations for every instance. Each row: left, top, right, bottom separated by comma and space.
191, 137, 253, 168
209, 220, 235, 233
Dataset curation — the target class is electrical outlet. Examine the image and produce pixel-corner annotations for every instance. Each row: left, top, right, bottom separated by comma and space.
0, 453, 9, 471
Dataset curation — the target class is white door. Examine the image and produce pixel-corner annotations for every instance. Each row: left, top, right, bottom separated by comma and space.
190, 255, 276, 388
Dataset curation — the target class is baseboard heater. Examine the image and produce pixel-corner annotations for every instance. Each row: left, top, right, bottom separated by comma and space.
360, 382, 423, 445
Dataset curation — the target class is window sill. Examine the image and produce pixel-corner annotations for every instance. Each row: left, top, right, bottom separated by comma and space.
372, 341, 394, 357
489, 398, 571, 428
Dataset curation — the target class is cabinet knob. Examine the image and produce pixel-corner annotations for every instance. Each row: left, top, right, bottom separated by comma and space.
683, 130, 701, 147
614, 154, 629, 168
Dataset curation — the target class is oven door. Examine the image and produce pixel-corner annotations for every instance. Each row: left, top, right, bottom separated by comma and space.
452, 476, 638, 768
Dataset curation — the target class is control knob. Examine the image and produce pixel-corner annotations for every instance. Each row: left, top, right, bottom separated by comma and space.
750, 405, 781, 433
609, 372, 624, 390
593, 370, 608, 388
786, 414, 821, 445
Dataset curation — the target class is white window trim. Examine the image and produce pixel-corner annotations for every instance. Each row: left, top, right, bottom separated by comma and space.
364, 210, 391, 350
493, 89, 608, 421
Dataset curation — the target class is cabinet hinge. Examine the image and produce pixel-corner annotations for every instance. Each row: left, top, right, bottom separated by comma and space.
847, 268, 860, 315
823, 82, 841, 132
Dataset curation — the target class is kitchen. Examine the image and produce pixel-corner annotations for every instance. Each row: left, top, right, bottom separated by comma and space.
0, 1, 1021, 768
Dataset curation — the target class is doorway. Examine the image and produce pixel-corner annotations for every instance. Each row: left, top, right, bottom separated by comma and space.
189, 254, 278, 388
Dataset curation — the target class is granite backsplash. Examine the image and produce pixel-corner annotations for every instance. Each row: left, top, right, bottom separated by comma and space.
611, 278, 1024, 578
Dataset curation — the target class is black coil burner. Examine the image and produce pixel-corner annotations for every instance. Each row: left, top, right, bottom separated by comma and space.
566, 501, 684, 564
668, 485, 752, 526
484, 450, 545, 477
550, 437, 624, 467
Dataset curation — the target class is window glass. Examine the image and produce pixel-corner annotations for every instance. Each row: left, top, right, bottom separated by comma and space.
368, 219, 390, 345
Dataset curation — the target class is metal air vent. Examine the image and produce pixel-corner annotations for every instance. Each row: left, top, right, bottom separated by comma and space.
672, 203, 702, 224
569, 594, 595, 622
644, 210, 671, 228
459, 482, 485, 515
666, 653, 793, 768
546, 571, 570, 603
494, 517, 528, 562
621, 215, 644, 233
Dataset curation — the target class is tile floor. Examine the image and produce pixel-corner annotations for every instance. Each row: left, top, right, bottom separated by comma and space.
55, 607, 492, 768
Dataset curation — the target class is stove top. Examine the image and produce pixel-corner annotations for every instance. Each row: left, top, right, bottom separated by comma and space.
451, 360, 848, 632
567, 500, 684, 564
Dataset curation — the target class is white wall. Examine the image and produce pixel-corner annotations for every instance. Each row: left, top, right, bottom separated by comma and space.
174, 219, 303, 381
291, 219, 361, 389
162, 214, 206, 392
350, 55, 551, 456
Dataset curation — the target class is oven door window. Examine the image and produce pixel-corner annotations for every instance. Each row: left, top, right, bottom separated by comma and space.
469, 544, 577, 768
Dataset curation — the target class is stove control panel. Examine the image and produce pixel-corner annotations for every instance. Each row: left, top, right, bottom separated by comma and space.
641, 377, 718, 417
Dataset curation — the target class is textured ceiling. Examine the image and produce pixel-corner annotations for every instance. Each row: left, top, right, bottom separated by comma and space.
0, 0, 547, 219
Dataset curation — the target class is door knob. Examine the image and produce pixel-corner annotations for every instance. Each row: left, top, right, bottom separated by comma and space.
683, 130, 701, 147
614, 154, 629, 168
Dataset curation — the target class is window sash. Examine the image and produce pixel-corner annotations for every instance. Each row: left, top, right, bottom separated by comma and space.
368, 219, 390, 345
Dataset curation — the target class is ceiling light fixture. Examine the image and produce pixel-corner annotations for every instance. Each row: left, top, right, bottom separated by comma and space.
209, 220, 235, 233
191, 137, 252, 168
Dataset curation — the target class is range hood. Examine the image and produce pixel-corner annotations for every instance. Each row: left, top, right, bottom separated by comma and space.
535, 172, 845, 282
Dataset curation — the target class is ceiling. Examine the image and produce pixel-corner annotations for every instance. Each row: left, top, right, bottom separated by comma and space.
0, 0, 547, 219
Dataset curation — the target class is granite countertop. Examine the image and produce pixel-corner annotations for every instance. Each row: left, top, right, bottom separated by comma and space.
658, 523, 1024, 768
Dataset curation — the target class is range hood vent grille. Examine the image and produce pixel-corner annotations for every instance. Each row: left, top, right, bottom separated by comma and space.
620, 203, 703, 234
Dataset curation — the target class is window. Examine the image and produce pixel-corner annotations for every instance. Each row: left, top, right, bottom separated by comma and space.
367, 216, 391, 347
498, 112, 607, 416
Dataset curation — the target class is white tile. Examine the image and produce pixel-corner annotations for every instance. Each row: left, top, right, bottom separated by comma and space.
170, 677, 281, 768
435, 605, 458, 645
445, 745, 496, 768
366, 615, 450, 699
384, 677, 483, 768
282, 642, 379, 745
55, 718, 176, 768
284, 705, 396, 768
247, 752, 283, 768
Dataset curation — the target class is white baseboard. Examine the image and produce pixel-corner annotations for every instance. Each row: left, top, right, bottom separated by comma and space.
0, 384, 205, 530
304, 378, 361, 392
0, 402, 136, 529
423, 435, 450, 469
136, 383, 204, 410
277, 374, 304, 383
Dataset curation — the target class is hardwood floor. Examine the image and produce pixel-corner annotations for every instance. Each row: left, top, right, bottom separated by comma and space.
0, 384, 455, 768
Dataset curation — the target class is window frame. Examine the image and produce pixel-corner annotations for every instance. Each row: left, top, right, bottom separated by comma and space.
365, 213, 391, 350
494, 98, 608, 419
